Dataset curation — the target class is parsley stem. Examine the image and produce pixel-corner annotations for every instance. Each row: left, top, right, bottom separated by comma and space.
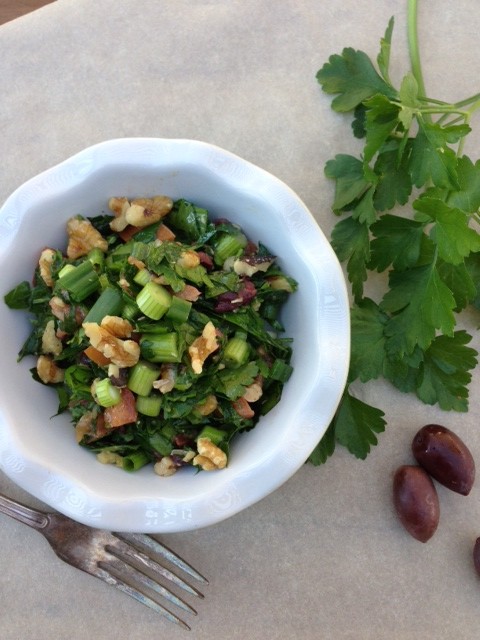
407, 0, 428, 113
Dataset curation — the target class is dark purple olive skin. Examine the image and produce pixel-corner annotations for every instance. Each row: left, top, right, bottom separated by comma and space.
412, 424, 475, 496
473, 538, 480, 576
393, 465, 440, 543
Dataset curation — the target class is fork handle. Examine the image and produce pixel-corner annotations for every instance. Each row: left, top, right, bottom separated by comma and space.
0, 494, 49, 530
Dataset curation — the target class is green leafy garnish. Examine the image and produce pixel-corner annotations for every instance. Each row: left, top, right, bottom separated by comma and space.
310, 2, 480, 464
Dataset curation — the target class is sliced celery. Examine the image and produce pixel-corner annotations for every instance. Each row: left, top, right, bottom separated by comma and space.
197, 426, 226, 445
135, 393, 162, 417
128, 361, 160, 396
136, 281, 172, 320
165, 296, 192, 323
140, 332, 180, 362
222, 334, 250, 368
213, 232, 247, 266
93, 378, 121, 407
57, 260, 100, 302
83, 286, 124, 323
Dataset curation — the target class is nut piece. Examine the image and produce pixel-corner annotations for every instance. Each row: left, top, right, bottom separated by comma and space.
49, 296, 70, 321
188, 321, 219, 374
195, 394, 218, 416
152, 363, 176, 394
41, 319, 63, 356
242, 377, 263, 403
38, 248, 56, 287
83, 316, 140, 367
66, 217, 108, 259
193, 437, 227, 471
108, 197, 130, 232
125, 196, 173, 228
100, 315, 133, 339
36, 355, 64, 384
177, 250, 200, 269
154, 456, 177, 477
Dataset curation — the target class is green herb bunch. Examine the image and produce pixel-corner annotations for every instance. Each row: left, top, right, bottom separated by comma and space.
310, 0, 480, 464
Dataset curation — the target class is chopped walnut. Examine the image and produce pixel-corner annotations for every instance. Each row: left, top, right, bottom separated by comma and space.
152, 363, 176, 394
96, 450, 124, 467
49, 296, 70, 321
174, 285, 201, 302
83, 316, 140, 368
177, 249, 200, 269
38, 248, 56, 287
195, 394, 218, 416
188, 321, 219, 374
193, 437, 227, 471
66, 217, 108, 259
154, 456, 177, 477
108, 196, 130, 232
125, 195, 173, 228
242, 377, 264, 403
36, 355, 64, 384
100, 315, 133, 339
41, 319, 63, 356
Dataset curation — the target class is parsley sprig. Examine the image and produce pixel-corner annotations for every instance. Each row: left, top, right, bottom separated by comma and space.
310, 0, 480, 464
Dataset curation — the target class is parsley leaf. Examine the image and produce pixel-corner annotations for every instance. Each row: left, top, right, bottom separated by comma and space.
369, 214, 424, 271
413, 197, 480, 264
316, 47, 397, 112
332, 389, 386, 460
330, 216, 370, 301
324, 154, 371, 211
416, 331, 478, 411
382, 264, 456, 357
349, 298, 388, 382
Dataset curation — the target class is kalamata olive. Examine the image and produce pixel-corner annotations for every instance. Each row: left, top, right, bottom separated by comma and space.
473, 538, 480, 576
393, 465, 440, 542
412, 424, 475, 496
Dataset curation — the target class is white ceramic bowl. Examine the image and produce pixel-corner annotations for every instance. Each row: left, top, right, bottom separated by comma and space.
0, 138, 349, 533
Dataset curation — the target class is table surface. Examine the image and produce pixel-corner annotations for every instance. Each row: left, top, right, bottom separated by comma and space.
2, 2, 480, 638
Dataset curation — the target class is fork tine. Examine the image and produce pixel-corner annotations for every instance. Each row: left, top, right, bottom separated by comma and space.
94, 564, 191, 631
110, 534, 205, 599
117, 532, 209, 585
101, 555, 198, 614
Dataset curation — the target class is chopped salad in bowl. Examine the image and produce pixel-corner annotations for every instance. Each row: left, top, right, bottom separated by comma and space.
5, 195, 296, 477
0, 138, 349, 532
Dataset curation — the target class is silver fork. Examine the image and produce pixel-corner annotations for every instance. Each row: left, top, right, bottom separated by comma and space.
0, 493, 207, 630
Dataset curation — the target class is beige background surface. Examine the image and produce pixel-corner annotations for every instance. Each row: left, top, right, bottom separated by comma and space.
1, 1, 480, 638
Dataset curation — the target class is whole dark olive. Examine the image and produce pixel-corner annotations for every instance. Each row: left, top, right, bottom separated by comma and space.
393, 465, 440, 542
412, 424, 475, 496
473, 538, 480, 576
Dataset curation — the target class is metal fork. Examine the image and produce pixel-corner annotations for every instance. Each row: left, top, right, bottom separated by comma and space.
0, 493, 207, 630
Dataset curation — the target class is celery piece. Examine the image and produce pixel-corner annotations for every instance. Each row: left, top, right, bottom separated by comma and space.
93, 378, 121, 407
83, 286, 124, 323
57, 260, 100, 302
222, 334, 250, 368
140, 332, 180, 363
127, 361, 160, 396
105, 242, 133, 272
122, 302, 140, 322
57, 264, 76, 279
122, 451, 151, 472
165, 296, 192, 323
197, 425, 226, 445
136, 281, 172, 320
87, 247, 104, 270
213, 232, 247, 266
135, 393, 162, 417
133, 268, 152, 287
